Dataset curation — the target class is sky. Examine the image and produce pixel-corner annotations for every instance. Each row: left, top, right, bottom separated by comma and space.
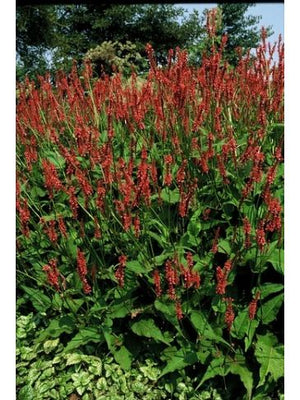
177, 3, 284, 44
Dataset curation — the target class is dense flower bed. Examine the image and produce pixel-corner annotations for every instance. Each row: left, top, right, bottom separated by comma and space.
17, 25, 284, 399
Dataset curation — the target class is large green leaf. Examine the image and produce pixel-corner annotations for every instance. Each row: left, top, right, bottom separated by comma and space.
160, 187, 180, 204
187, 209, 202, 237
159, 348, 198, 378
154, 299, 178, 326
255, 333, 284, 387
131, 318, 170, 345
190, 311, 231, 348
126, 260, 147, 275
36, 315, 75, 342
257, 293, 283, 324
113, 345, 133, 371
244, 319, 259, 352
227, 353, 253, 399
258, 283, 284, 300
21, 286, 51, 313
266, 248, 284, 275
64, 327, 103, 352
199, 356, 228, 386
232, 309, 255, 339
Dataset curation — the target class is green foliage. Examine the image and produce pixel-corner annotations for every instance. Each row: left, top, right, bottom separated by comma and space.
17, 314, 226, 399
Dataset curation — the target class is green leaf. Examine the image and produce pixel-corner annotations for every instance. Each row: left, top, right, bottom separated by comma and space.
131, 318, 170, 345
64, 327, 103, 352
43, 338, 60, 354
266, 248, 284, 275
232, 309, 259, 342
154, 299, 178, 326
21, 286, 51, 312
148, 231, 168, 249
190, 311, 231, 348
71, 371, 92, 392
108, 302, 130, 319
36, 315, 75, 342
52, 293, 63, 310
257, 293, 284, 324
44, 150, 65, 168
114, 346, 132, 371
218, 240, 231, 254
187, 209, 202, 237
126, 260, 146, 275
227, 353, 253, 399
258, 283, 284, 300
244, 319, 259, 352
180, 232, 199, 247
64, 297, 84, 313
199, 356, 228, 386
30, 186, 46, 199
65, 353, 85, 366
159, 348, 198, 378
160, 187, 180, 204
255, 333, 284, 387
152, 251, 175, 266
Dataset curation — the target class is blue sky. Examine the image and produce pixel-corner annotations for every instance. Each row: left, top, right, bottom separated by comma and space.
177, 3, 284, 44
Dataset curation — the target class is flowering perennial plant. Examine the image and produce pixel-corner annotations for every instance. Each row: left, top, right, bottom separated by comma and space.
17, 22, 283, 398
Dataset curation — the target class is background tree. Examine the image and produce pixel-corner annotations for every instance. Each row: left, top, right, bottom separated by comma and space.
188, 3, 272, 67
16, 4, 204, 80
217, 3, 273, 65
16, 6, 57, 80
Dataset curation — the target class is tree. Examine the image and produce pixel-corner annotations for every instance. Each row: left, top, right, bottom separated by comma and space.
217, 3, 272, 65
16, 4, 203, 80
187, 4, 272, 67
16, 6, 57, 80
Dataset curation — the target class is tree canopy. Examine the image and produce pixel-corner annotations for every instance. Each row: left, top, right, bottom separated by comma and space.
217, 3, 272, 65
16, 3, 270, 80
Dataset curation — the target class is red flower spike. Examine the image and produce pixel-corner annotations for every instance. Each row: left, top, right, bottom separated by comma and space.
216, 266, 227, 295
58, 216, 68, 238
256, 220, 267, 252
43, 259, 60, 292
153, 269, 162, 297
42, 159, 63, 198
243, 217, 252, 249
249, 291, 260, 320
77, 249, 91, 294
175, 300, 184, 320
224, 297, 235, 331
211, 227, 220, 254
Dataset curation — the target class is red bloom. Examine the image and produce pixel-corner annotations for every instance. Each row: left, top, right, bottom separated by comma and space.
249, 291, 260, 320
175, 300, 184, 320
153, 269, 162, 297
43, 259, 60, 291
42, 159, 63, 198
67, 186, 79, 219
224, 297, 235, 331
77, 249, 91, 294
203, 208, 211, 221
115, 255, 127, 287
45, 220, 58, 243
134, 216, 141, 237
94, 217, 101, 239
211, 227, 220, 254
243, 216, 251, 248
216, 266, 227, 295
256, 220, 267, 252
58, 216, 68, 238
